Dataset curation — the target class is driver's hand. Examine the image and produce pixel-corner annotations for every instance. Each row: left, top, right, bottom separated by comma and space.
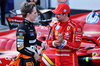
34, 53, 40, 62
58, 33, 63, 43
41, 42, 47, 50
54, 40, 61, 47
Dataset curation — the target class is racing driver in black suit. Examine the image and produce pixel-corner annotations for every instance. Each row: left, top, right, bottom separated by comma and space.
16, 2, 47, 66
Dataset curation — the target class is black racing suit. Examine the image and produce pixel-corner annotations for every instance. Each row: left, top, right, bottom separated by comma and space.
16, 19, 42, 66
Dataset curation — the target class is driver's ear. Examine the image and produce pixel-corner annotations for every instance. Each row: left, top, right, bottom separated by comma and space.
26, 13, 30, 17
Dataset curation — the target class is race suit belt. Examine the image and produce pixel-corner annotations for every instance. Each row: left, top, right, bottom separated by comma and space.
56, 49, 72, 52
55, 53, 70, 56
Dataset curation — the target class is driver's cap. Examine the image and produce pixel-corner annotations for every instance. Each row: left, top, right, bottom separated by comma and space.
52, 3, 70, 14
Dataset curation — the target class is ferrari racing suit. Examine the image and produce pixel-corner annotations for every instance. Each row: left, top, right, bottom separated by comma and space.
47, 19, 83, 66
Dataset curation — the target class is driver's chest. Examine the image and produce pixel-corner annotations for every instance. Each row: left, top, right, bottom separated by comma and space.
54, 24, 73, 41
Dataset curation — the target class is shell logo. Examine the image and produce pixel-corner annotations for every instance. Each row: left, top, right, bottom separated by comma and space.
8, 19, 12, 22
55, 31, 58, 35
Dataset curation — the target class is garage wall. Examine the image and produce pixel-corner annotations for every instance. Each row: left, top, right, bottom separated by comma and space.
14, 0, 26, 10
69, 0, 100, 10
50, 0, 69, 8
14, 0, 100, 10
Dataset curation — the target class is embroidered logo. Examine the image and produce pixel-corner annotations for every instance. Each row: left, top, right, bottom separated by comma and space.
67, 26, 70, 30
55, 31, 58, 35
55, 25, 60, 30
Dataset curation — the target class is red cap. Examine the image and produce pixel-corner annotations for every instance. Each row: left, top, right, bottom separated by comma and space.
52, 3, 70, 14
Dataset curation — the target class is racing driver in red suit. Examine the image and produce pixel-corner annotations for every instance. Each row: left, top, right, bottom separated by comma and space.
47, 3, 83, 66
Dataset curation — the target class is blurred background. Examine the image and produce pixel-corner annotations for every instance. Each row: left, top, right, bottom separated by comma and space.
2, 0, 100, 16
0, 0, 100, 31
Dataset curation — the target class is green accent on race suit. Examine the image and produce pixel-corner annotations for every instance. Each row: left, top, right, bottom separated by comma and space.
86, 57, 89, 62
28, 27, 30, 29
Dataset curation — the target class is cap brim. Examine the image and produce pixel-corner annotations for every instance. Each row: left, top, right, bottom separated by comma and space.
51, 10, 56, 14
51, 10, 63, 14
51, 10, 61, 14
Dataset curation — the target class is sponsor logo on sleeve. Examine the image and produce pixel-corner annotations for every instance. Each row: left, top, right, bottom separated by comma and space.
55, 25, 60, 30
17, 39, 24, 42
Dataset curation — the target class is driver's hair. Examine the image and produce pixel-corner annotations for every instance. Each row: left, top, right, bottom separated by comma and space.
21, 2, 36, 18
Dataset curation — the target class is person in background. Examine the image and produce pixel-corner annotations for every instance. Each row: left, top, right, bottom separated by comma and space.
57, 0, 69, 5
26, 0, 40, 6
28, 0, 42, 9
26, 0, 45, 22
16, 2, 47, 66
0, 0, 7, 25
47, 3, 83, 66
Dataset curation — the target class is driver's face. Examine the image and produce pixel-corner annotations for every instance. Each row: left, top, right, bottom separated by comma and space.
29, 7, 38, 22
55, 13, 65, 21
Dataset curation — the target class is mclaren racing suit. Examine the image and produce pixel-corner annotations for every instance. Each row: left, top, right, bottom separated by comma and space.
47, 19, 83, 66
16, 19, 42, 66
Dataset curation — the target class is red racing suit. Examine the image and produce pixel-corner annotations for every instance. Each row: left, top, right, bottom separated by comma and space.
47, 19, 83, 66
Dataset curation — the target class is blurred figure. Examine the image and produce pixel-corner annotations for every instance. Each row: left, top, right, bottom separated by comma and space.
57, 0, 69, 5
26, 0, 42, 9
26, 0, 45, 21
0, 0, 7, 25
